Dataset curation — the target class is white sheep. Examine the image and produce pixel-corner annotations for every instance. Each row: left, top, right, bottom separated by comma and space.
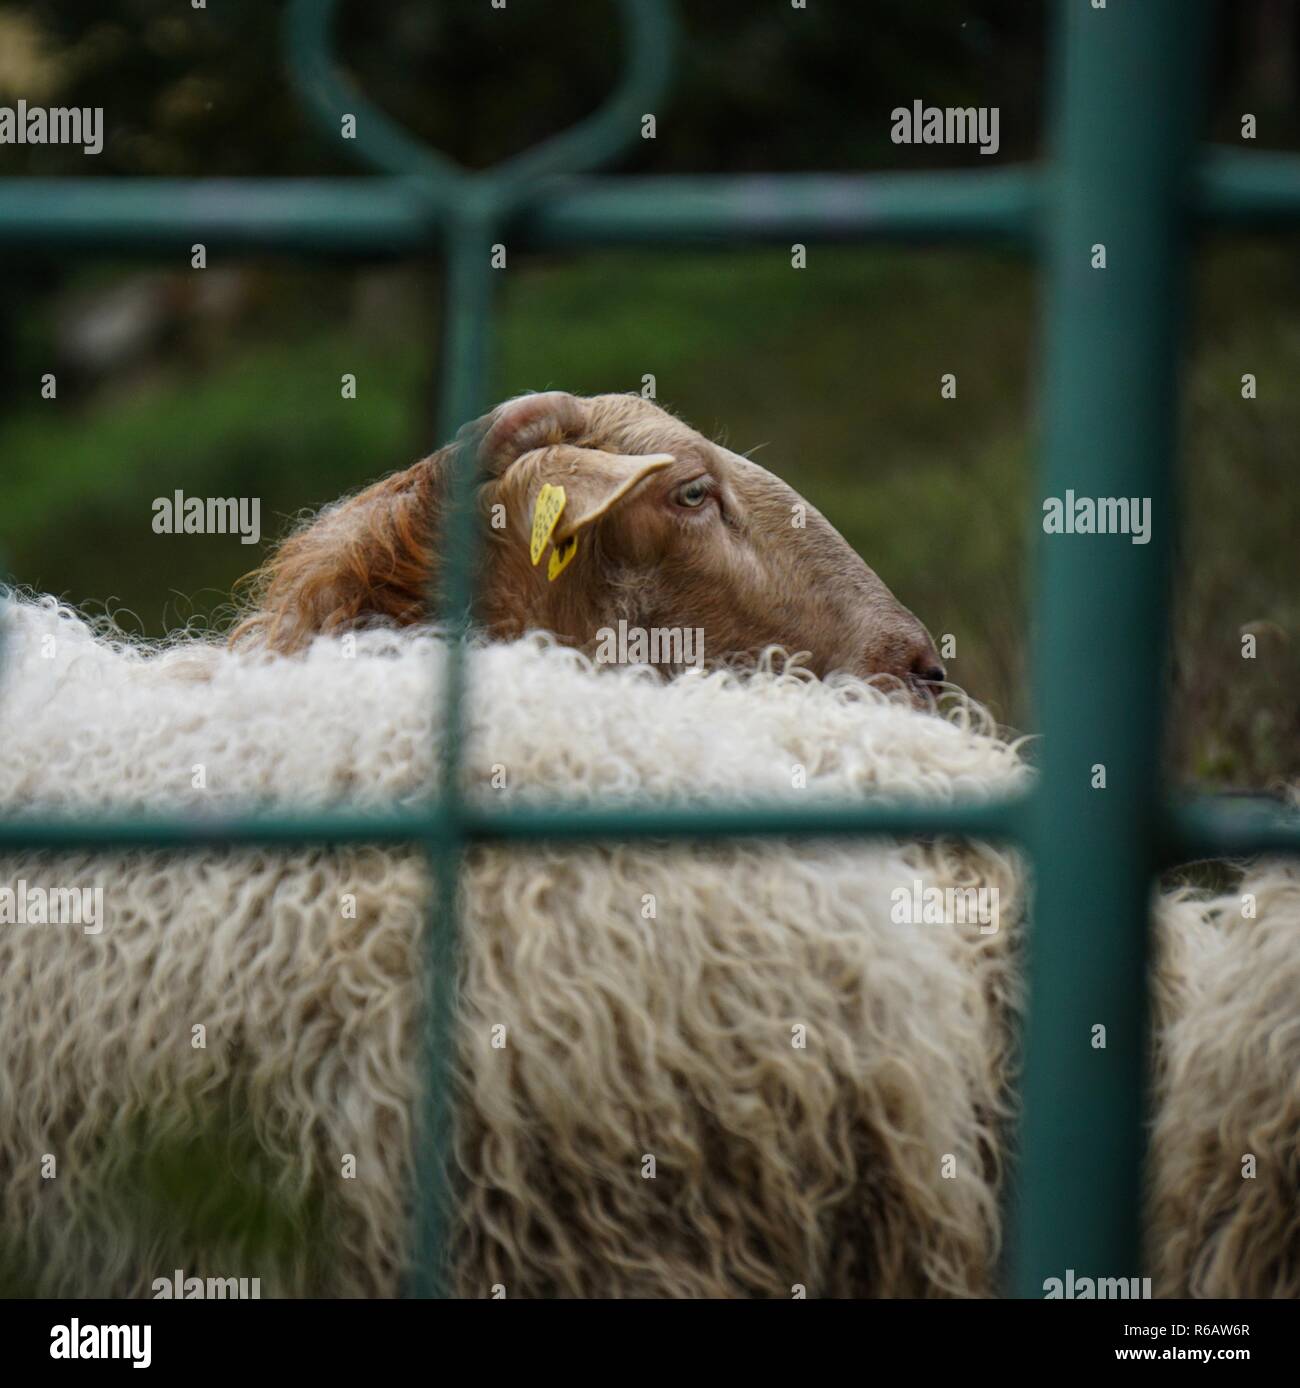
0, 593, 1293, 1297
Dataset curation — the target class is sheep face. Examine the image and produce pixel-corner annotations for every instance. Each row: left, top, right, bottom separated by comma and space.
236, 391, 943, 691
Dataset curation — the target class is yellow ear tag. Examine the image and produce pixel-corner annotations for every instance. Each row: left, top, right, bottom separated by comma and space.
547, 533, 578, 581
530, 483, 566, 566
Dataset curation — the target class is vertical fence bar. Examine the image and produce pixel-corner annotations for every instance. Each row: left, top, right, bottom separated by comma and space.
1013, 0, 1210, 1295
407, 202, 498, 1298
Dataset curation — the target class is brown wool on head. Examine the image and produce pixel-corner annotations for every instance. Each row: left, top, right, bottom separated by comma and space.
232, 392, 943, 694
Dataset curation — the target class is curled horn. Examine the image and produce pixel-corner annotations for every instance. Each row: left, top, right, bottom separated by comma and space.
465, 391, 588, 478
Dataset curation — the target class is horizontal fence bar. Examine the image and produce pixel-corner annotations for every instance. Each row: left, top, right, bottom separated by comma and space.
0, 795, 1025, 852
0, 178, 438, 254
459, 797, 1025, 844
525, 169, 1041, 246
0, 810, 451, 851
1164, 797, 1300, 863
1, 151, 1298, 259
1197, 146, 1300, 227
0, 171, 1040, 254
3, 793, 1296, 858
0, 168, 1040, 253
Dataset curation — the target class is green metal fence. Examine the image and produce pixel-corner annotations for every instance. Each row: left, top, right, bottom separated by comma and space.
2, 0, 1299, 1298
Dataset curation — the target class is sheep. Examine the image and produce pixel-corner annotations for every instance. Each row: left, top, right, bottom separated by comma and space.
231, 391, 948, 693
0, 592, 1295, 1297
0, 592, 1021, 1297
1146, 865, 1300, 1297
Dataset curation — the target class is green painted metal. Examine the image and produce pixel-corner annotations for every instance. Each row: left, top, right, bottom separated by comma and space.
5, 792, 1300, 858
287, 0, 463, 187
290, 0, 675, 196
8, 154, 1300, 254
1163, 798, 1300, 863
412, 218, 495, 1298
1, 0, 1298, 1299
1014, 0, 1211, 1294
1198, 147, 1300, 225
0, 795, 1025, 852
0, 171, 1040, 252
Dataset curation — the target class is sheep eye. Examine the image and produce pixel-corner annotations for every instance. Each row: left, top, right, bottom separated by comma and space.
675, 479, 710, 508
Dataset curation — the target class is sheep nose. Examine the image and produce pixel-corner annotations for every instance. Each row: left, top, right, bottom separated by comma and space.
908, 635, 946, 687
862, 621, 946, 691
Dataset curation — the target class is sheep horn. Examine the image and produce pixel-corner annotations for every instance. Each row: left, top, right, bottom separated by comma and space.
465, 391, 588, 478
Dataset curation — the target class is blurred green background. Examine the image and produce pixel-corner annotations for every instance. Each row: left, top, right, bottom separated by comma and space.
0, 0, 1297, 789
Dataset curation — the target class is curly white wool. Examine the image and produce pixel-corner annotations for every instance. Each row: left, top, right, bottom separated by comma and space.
0, 593, 1293, 1297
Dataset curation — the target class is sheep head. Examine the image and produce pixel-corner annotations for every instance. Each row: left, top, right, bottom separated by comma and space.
234, 391, 944, 692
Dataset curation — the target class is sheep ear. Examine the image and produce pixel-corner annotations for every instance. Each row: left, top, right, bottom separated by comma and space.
497, 445, 673, 576
548, 449, 675, 541
465, 391, 588, 477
